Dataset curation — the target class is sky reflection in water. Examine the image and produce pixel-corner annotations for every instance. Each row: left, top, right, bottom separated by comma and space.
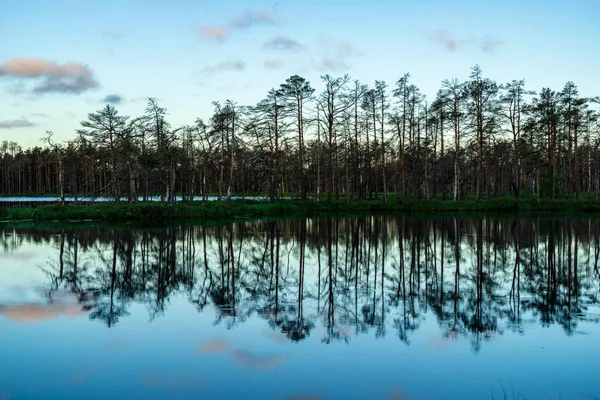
0, 216, 599, 400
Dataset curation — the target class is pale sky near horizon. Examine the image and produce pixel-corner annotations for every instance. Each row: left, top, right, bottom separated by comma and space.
1, 0, 599, 147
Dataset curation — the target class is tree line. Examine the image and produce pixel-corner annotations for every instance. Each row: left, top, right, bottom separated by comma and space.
1, 65, 599, 203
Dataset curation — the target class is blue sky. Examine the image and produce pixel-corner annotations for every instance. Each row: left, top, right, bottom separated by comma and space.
1, 0, 599, 147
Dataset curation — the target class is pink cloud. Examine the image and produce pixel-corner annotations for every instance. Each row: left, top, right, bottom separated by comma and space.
199, 26, 229, 41
0, 58, 99, 94
231, 350, 284, 371
264, 330, 287, 343
199, 339, 230, 354
199, 9, 282, 42
431, 30, 458, 51
0, 302, 88, 323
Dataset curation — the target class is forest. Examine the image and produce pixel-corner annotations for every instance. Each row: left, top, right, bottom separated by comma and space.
1, 65, 599, 203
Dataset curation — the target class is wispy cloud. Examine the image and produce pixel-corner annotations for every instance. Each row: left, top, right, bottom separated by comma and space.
200, 60, 245, 75
0, 58, 100, 94
102, 94, 123, 104
29, 112, 49, 118
199, 9, 282, 41
199, 26, 230, 41
430, 30, 459, 51
480, 36, 504, 52
0, 302, 88, 322
264, 59, 284, 69
336, 41, 360, 57
199, 339, 230, 354
230, 10, 281, 29
315, 40, 361, 72
263, 35, 305, 51
231, 350, 284, 371
102, 29, 125, 41
0, 119, 35, 129
318, 58, 349, 72
430, 30, 504, 53
0, 251, 36, 261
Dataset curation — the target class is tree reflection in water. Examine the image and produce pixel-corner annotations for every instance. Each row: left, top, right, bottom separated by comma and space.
4, 216, 600, 352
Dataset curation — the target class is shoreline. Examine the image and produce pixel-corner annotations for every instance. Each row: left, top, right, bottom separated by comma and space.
2, 198, 600, 225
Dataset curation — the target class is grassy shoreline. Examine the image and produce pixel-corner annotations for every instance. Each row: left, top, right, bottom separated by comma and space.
2, 198, 600, 225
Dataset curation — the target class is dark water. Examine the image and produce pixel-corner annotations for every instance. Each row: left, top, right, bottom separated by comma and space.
1, 216, 599, 400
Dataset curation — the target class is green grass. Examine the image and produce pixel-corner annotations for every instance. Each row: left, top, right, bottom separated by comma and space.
2, 197, 600, 225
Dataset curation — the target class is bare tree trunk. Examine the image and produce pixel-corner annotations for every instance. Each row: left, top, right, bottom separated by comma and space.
453, 124, 460, 201
379, 87, 388, 203
317, 107, 321, 202
128, 160, 136, 204
59, 156, 65, 205
227, 118, 235, 202
169, 159, 176, 207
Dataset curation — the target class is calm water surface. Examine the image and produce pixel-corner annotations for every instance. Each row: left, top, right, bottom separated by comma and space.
1, 216, 599, 400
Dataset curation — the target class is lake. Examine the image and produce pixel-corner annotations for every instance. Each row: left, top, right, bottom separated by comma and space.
1, 216, 599, 400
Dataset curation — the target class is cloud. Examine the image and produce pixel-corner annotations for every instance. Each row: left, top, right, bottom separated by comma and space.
263, 35, 305, 51
315, 39, 361, 72
0, 302, 88, 323
230, 9, 281, 29
428, 335, 451, 349
0, 58, 100, 94
199, 9, 282, 41
480, 36, 504, 52
430, 30, 504, 53
318, 58, 349, 71
231, 350, 284, 371
336, 42, 360, 57
102, 29, 125, 41
102, 94, 123, 104
431, 30, 458, 51
264, 330, 287, 343
199, 26, 230, 41
0, 119, 35, 129
200, 60, 245, 75
29, 112, 49, 118
0, 251, 37, 259
264, 60, 284, 69
199, 339, 230, 354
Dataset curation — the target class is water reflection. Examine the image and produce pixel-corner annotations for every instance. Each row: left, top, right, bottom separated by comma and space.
1, 216, 599, 352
